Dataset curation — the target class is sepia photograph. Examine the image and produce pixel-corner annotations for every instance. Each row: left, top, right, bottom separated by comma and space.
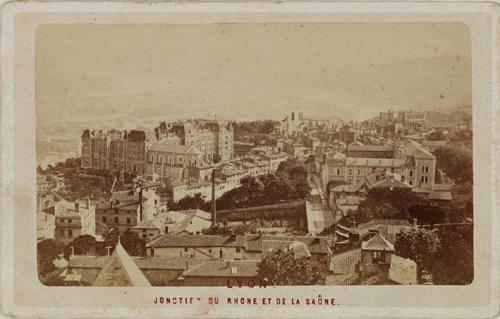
35, 21, 474, 288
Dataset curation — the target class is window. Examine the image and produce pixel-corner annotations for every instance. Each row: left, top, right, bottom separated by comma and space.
372, 251, 384, 263
425, 166, 429, 173
357, 169, 360, 176
102, 216, 106, 223
424, 176, 428, 183
236, 248, 241, 253
348, 169, 353, 176
68, 229, 73, 237
208, 249, 212, 253
126, 217, 131, 224
409, 180, 413, 186
184, 248, 188, 252
60, 218, 64, 223
409, 170, 413, 177
115, 217, 119, 224
68, 219, 72, 223
60, 229, 65, 236
422, 166, 425, 173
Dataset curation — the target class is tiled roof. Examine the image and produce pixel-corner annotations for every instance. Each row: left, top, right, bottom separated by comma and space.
245, 235, 333, 255
348, 144, 393, 152
146, 234, 246, 248
148, 142, 202, 155
182, 260, 259, 278
361, 233, 395, 251
346, 157, 406, 167
371, 178, 411, 189
401, 139, 435, 159
133, 257, 200, 270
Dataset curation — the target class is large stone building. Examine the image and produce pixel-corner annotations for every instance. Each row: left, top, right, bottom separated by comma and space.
80, 129, 146, 174
145, 142, 204, 181
156, 120, 234, 164
321, 139, 436, 190
401, 112, 426, 125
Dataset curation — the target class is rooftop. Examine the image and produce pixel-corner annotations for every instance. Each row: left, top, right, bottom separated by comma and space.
182, 260, 260, 278
146, 234, 246, 248
148, 142, 203, 155
361, 233, 395, 251
92, 241, 151, 286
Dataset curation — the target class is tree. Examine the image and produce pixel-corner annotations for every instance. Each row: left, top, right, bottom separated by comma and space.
395, 228, 440, 282
353, 188, 426, 225
408, 204, 445, 226
71, 235, 97, 255
430, 228, 473, 285
120, 230, 146, 256
170, 193, 209, 211
37, 239, 63, 276
257, 249, 320, 285
433, 146, 472, 185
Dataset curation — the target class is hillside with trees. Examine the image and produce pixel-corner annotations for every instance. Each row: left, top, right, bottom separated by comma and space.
170, 159, 310, 211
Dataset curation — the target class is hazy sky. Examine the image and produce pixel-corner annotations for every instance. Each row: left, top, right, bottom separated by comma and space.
36, 23, 471, 122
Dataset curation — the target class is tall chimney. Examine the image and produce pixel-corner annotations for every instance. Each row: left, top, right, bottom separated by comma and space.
211, 169, 216, 227
139, 187, 143, 221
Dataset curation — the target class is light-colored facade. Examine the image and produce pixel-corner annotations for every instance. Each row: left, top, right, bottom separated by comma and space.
156, 120, 234, 164
145, 143, 204, 181
402, 112, 426, 125
321, 139, 436, 190
54, 200, 96, 245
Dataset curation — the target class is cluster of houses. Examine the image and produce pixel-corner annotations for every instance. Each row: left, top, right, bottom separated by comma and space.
38, 110, 468, 287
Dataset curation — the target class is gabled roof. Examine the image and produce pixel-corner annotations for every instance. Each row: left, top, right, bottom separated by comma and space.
182, 260, 259, 278
361, 233, 395, 251
245, 235, 333, 255
371, 178, 411, 190
148, 142, 203, 155
92, 241, 151, 286
146, 234, 246, 248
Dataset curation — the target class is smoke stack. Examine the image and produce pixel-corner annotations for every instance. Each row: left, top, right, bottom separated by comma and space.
211, 169, 216, 227
139, 187, 143, 221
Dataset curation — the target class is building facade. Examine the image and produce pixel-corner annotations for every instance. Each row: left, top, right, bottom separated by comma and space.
145, 142, 204, 181
156, 120, 234, 164
321, 139, 436, 189
81, 129, 146, 174
54, 200, 96, 245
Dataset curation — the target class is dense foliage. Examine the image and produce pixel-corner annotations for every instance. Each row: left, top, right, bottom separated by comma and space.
395, 227, 473, 284
171, 159, 310, 211
37, 239, 64, 276
349, 188, 423, 225
433, 146, 473, 185
257, 249, 320, 285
